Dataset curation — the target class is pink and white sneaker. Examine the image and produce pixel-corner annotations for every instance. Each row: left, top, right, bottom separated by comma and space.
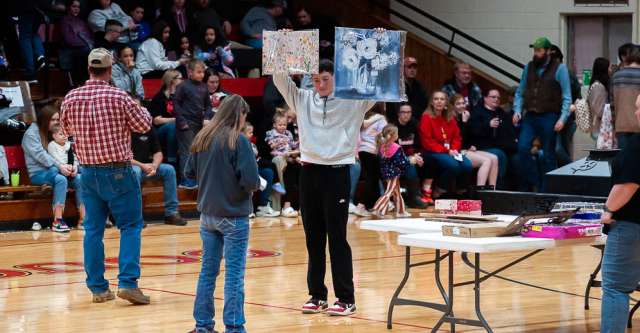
302, 298, 328, 314
327, 301, 356, 316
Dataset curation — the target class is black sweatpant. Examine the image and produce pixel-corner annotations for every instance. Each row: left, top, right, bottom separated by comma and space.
299, 163, 354, 304
358, 151, 381, 209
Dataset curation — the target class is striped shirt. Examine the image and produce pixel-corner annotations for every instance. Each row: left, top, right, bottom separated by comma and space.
60, 80, 151, 165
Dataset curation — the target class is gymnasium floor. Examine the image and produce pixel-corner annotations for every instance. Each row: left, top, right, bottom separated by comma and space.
0, 215, 622, 332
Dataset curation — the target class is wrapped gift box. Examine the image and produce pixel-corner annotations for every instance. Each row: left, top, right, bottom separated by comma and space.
521, 223, 602, 239
435, 200, 457, 214
457, 200, 482, 216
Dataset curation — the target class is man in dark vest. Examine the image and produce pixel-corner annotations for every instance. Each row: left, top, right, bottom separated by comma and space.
512, 37, 572, 192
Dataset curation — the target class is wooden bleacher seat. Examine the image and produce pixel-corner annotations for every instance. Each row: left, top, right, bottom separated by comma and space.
2, 146, 50, 194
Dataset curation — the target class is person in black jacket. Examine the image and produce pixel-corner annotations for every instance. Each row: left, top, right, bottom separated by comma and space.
149, 69, 183, 166
469, 89, 518, 189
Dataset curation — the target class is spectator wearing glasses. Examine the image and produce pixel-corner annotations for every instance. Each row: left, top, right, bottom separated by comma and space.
470, 89, 518, 189
88, 0, 138, 44
442, 62, 482, 110
94, 19, 125, 56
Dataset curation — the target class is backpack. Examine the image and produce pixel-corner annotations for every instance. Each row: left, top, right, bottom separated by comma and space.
574, 84, 594, 133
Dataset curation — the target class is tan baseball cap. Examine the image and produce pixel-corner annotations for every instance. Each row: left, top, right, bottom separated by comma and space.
88, 48, 112, 68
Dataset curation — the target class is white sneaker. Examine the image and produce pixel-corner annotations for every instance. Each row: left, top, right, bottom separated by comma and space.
32, 222, 42, 231
249, 213, 256, 219
348, 202, 357, 214
256, 204, 280, 217
281, 206, 299, 218
388, 201, 395, 212
353, 204, 371, 217
395, 212, 412, 218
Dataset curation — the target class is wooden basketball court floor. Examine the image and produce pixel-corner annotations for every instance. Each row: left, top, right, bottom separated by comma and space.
0, 215, 629, 332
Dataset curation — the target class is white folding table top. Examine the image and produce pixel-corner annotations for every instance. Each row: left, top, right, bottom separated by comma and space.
398, 232, 606, 254
360, 215, 517, 234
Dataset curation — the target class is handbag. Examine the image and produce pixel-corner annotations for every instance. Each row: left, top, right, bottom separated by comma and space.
574, 84, 594, 133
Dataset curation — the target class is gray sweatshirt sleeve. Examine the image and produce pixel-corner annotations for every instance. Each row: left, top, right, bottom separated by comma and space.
235, 136, 260, 192
22, 125, 58, 170
272, 73, 305, 113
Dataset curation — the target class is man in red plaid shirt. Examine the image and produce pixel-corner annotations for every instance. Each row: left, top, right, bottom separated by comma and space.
61, 48, 152, 305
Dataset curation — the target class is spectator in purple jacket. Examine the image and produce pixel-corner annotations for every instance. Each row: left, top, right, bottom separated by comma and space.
60, 0, 94, 86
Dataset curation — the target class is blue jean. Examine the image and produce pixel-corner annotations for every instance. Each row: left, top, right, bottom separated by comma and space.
517, 112, 558, 192
29, 166, 83, 208
80, 165, 144, 293
194, 215, 249, 333
132, 163, 178, 216
555, 118, 576, 167
156, 122, 178, 164
18, 11, 45, 79
424, 152, 472, 191
349, 161, 361, 203
601, 220, 640, 333
258, 167, 274, 206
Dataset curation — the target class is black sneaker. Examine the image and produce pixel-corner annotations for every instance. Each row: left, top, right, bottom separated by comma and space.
326, 301, 356, 316
301, 298, 328, 314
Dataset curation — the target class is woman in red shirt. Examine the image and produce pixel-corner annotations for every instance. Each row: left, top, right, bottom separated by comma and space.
418, 91, 472, 193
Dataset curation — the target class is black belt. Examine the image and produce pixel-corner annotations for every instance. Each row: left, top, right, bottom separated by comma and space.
81, 161, 131, 168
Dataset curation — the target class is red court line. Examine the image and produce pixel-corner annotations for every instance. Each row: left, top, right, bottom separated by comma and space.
0, 223, 299, 248
0, 252, 433, 291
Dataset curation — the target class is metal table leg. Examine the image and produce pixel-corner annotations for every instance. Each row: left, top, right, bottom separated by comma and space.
386, 247, 449, 329
585, 245, 605, 310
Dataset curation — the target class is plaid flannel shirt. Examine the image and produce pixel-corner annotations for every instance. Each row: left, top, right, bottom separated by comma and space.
60, 80, 151, 165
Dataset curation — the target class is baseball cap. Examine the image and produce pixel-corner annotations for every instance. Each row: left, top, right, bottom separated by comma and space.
529, 37, 551, 49
88, 48, 112, 68
404, 57, 418, 67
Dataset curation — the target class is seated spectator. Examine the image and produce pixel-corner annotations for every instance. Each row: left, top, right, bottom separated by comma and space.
191, 0, 231, 45
470, 89, 518, 189
88, 0, 138, 44
450, 93, 499, 189
159, 0, 191, 52
388, 57, 429, 122
418, 91, 472, 193
243, 122, 279, 217
195, 26, 234, 78
131, 126, 186, 226
205, 69, 228, 112
240, 0, 284, 48
293, 6, 336, 59
60, 0, 93, 87
391, 103, 428, 208
94, 19, 126, 56
137, 20, 189, 78
129, 4, 151, 49
149, 69, 182, 166
46, 123, 84, 228
358, 104, 386, 212
112, 45, 144, 100
265, 112, 300, 218
22, 104, 83, 232
442, 62, 482, 110
176, 34, 193, 60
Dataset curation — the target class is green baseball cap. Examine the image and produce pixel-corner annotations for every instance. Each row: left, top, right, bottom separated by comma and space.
529, 37, 551, 49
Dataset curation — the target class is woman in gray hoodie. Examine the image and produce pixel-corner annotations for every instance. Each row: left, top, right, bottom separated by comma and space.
186, 95, 259, 333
